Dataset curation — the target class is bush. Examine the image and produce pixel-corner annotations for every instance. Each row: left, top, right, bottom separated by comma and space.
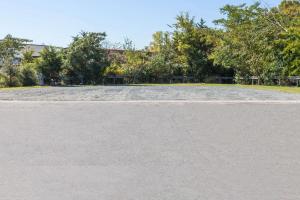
104, 64, 125, 76
0, 74, 6, 87
0, 73, 21, 87
0, 76, 21, 87
19, 63, 38, 86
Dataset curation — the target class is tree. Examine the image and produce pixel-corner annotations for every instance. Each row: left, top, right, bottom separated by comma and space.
276, 0, 300, 76
19, 49, 38, 86
172, 13, 215, 80
110, 38, 150, 83
0, 35, 30, 59
21, 50, 35, 65
122, 48, 150, 83
63, 31, 109, 84
278, 26, 300, 76
104, 43, 125, 76
0, 35, 30, 86
212, 3, 282, 83
104, 50, 125, 76
36, 46, 62, 84
148, 32, 178, 80
0, 56, 21, 87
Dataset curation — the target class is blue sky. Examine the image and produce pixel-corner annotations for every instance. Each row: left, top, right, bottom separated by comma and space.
0, 0, 281, 48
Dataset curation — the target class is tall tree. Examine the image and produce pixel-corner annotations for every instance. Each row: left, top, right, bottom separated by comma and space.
63, 31, 108, 84
148, 31, 178, 80
122, 49, 150, 82
36, 46, 63, 84
276, 0, 300, 76
21, 50, 35, 65
0, 35, 31, 86
212, 3, 282, 82
19, 50, 38, 86
172, 13, 215, 80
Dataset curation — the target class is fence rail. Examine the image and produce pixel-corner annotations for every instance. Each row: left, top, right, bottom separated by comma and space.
102, 75, 300, 87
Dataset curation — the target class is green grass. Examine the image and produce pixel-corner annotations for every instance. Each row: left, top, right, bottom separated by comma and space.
0, 86, 48, 91
236, 85, 300, 94
131, 83, 300, 94
130, 83, 233, 87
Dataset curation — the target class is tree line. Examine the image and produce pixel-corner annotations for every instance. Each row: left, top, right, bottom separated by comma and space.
0, 0, 299, 87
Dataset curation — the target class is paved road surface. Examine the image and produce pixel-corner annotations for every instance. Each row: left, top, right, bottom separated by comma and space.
1, 101, 300, 200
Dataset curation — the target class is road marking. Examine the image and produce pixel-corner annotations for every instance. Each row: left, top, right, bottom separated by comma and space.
1, 100, 300, 104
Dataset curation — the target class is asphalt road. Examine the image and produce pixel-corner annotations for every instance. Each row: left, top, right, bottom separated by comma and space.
1, 101, 300, 200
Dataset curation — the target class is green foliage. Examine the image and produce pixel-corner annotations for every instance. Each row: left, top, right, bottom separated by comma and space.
122, 49, 150, 82
19, 63, 38, 86
104, 62, 125, 76
0, 73, 5, 87
104, 48, 125, 76
63, 31, 109, 84
106, 38, 150, 82
149, 32, 178, 79
212, 1, 300, 82
213, 3, 281, 80
0, 56, 21, 87
119, 15, 219, 83
276, 0, 300, 76
0, 35, 31, 87
0, 34, 30, 59
172, 13, 215, 80
21, 50, 35, 65
278, 27, 300, 76
36, 46, 62, 84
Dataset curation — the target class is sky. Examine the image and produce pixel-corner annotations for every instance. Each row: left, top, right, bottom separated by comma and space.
0, 0, 282, 49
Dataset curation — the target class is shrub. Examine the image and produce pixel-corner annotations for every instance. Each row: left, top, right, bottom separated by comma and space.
19, 63, 38, 86
104, 64, 125, 76
0, 73, 6, 87
0, 76, 21, 87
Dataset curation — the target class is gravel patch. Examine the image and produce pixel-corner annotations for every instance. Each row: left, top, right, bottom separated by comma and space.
1, 86, 300, 101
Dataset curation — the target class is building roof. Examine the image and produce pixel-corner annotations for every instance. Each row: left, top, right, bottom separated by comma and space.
1, 39, 131, 59
23, 44, 48, 57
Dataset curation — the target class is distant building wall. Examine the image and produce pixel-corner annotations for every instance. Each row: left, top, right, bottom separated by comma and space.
22, 44, 48, 58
